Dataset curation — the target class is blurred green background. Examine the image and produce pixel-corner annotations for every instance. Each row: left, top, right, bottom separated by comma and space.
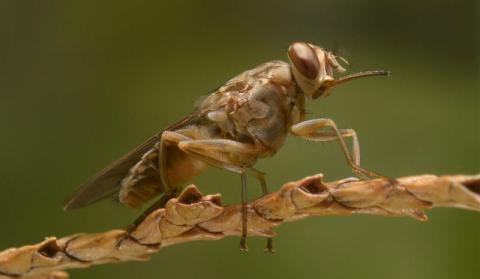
0, 1, 479, 278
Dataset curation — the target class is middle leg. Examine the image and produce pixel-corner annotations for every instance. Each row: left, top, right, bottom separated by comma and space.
247, 167, 274, 252
177, 138, 259, 251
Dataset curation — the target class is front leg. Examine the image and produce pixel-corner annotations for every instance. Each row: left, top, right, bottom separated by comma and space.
290, 118, 383, 179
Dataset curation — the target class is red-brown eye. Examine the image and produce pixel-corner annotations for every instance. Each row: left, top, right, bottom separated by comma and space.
288, 42, 320, 79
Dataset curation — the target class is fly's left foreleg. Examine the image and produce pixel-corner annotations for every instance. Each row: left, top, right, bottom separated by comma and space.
290, 118, 385, 179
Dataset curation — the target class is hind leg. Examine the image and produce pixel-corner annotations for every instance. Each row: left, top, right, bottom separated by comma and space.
118, 131, 193, 246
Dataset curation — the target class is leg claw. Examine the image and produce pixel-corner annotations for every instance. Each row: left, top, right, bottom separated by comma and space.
264, 238, 275, 253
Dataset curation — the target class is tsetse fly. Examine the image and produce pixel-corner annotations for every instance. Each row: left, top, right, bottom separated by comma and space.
64, 42, 389, 251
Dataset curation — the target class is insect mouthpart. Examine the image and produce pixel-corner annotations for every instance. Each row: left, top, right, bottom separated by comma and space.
312, 70, 391, 99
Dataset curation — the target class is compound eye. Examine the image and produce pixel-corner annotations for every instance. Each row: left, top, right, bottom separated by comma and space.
288, 42, 320, 80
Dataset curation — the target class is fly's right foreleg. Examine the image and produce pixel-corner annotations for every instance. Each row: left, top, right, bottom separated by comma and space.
290, 118, 385, 179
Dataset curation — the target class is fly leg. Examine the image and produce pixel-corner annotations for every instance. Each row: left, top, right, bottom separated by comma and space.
248, 167, 274, 253
122, 190, 178, 239
240, 172, 248, 251
176, 138, 258, 251
248, 167, 267, 195
118, 131, 193, 246
290, 118, 385, 179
